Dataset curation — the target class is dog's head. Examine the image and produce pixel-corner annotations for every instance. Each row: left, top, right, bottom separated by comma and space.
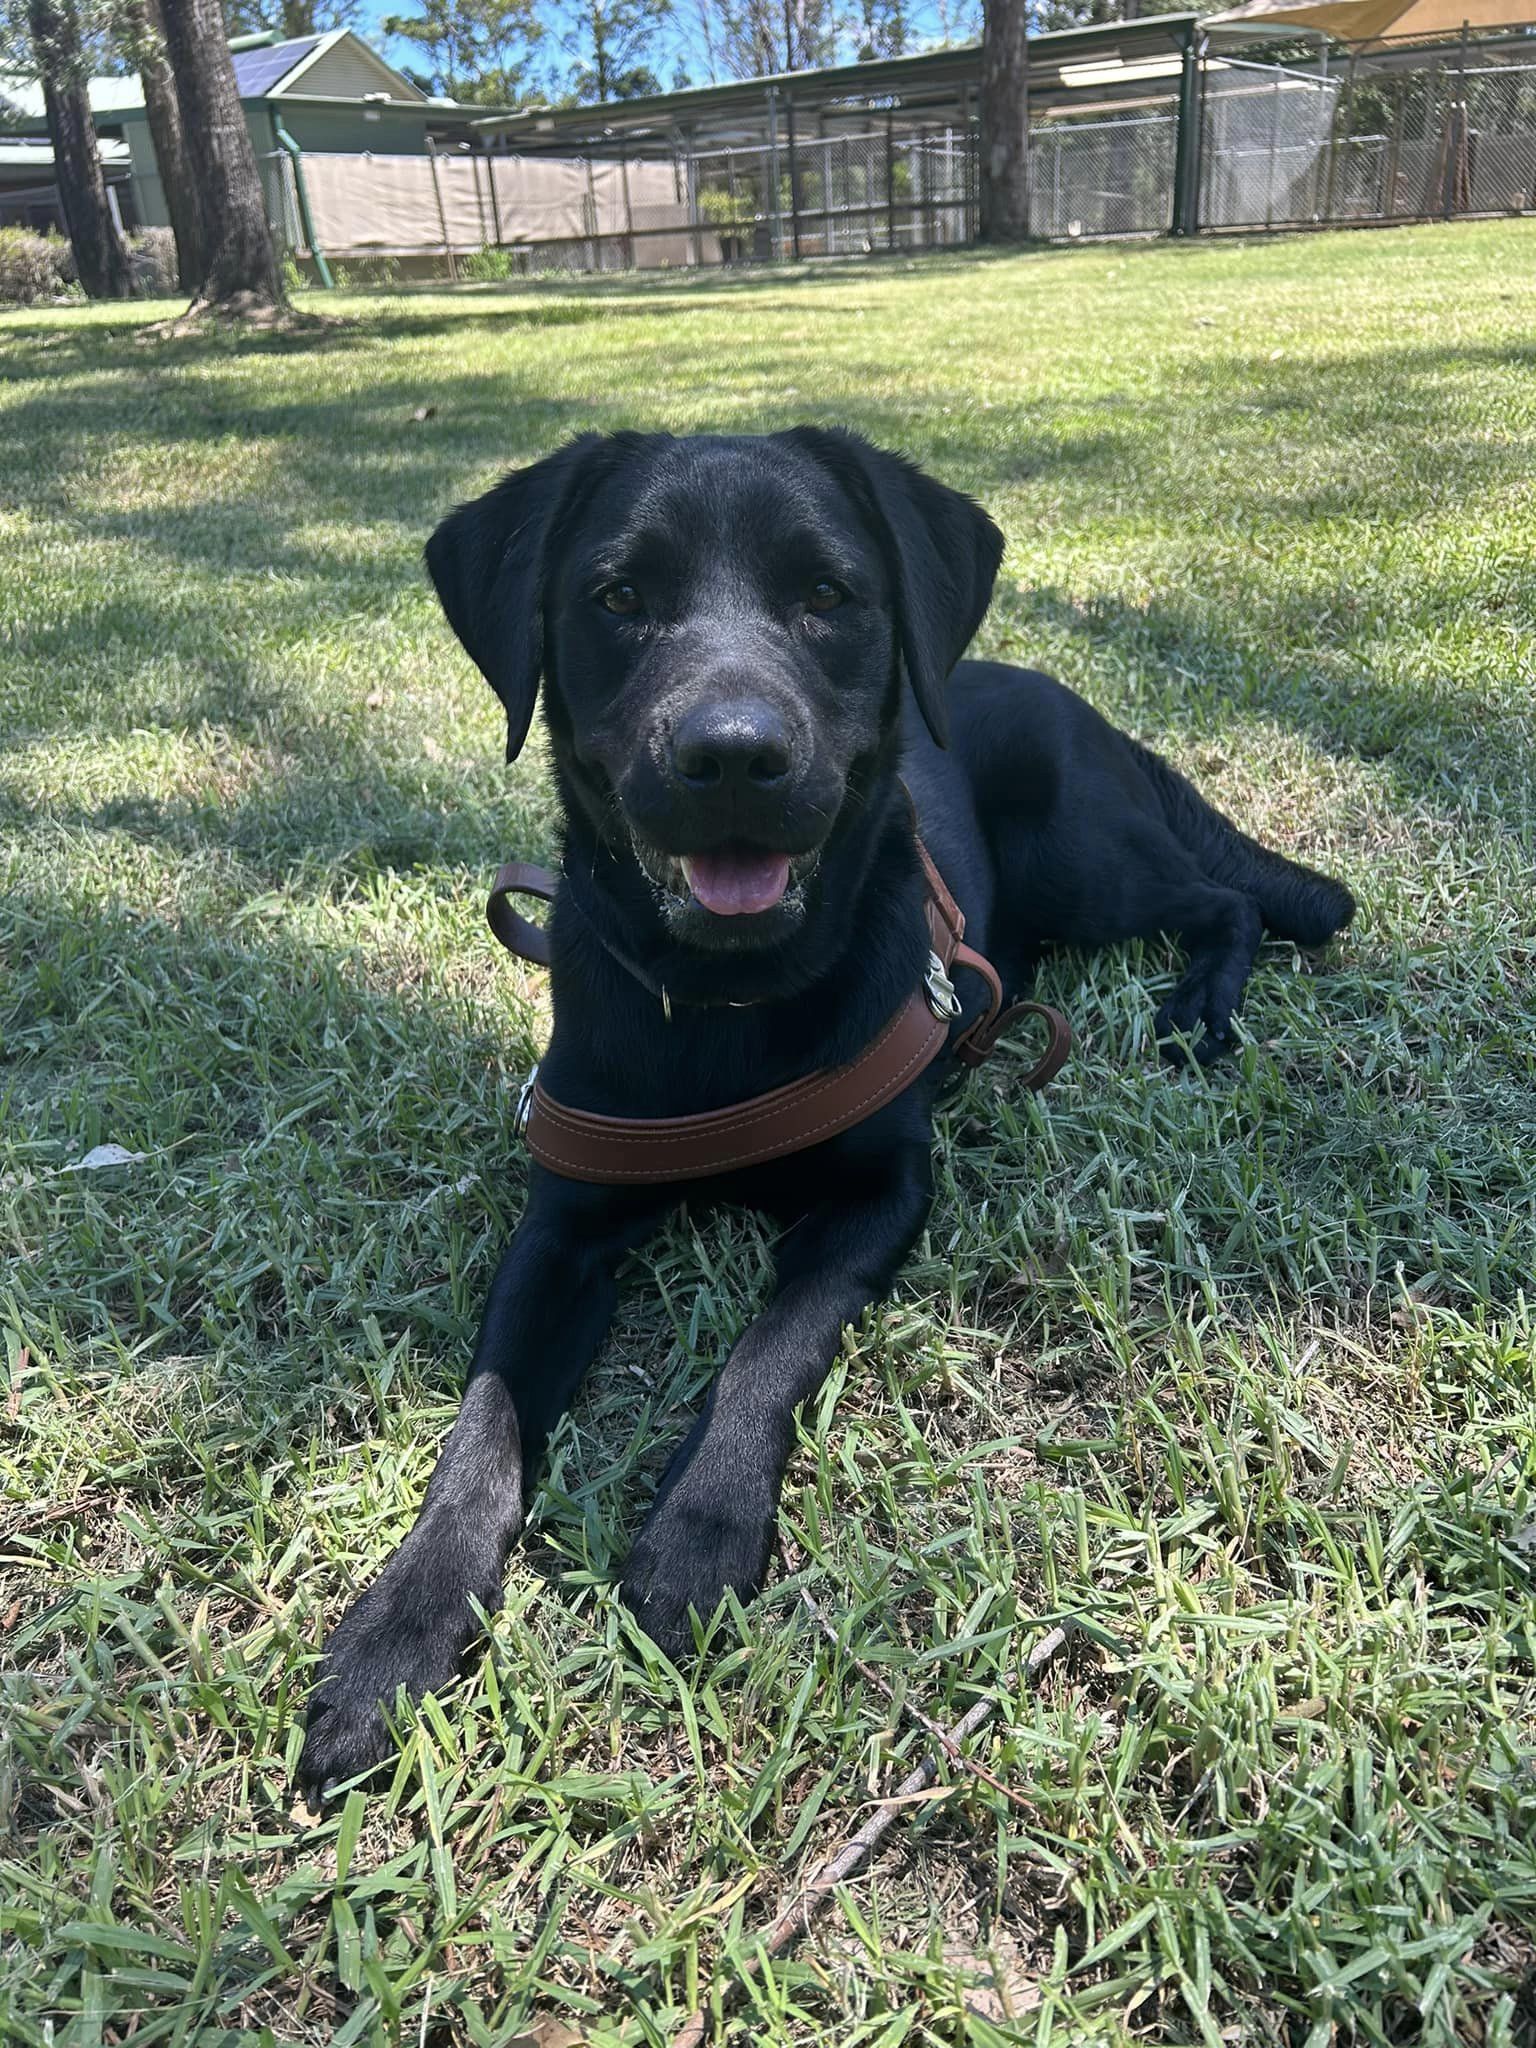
426, 429, 1002, 953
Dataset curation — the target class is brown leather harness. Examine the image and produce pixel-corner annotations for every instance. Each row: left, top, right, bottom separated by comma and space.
487, 841, 1070, 1185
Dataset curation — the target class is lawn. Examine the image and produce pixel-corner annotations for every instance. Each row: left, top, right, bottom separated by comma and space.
2, 220, 1535, 2047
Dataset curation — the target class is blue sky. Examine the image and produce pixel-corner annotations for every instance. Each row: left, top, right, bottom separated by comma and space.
351, 0, 702, 95
352, 0, 976, 99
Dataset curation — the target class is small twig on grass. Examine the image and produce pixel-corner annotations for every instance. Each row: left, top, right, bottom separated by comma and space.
672, 1624, 1070, 2048
798, 1586, 1063, 1832
5, 1346, 28, 1422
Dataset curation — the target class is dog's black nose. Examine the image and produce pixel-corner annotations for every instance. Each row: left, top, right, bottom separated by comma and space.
672, 700, 791, 791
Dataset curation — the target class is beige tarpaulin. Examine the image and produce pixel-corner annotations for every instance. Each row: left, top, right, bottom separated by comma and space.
1207, 0, 1535, 39
297, 151, 702, 266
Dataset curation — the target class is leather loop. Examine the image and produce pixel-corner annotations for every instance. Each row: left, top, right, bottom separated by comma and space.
950, 940, 1005, 1063
959, 999, 1073, 1088
487, 860, 557, 969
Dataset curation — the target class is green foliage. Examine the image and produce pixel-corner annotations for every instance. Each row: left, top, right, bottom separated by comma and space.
381, 0, 541, 105
460, 242, 522, 278
694, 0, 838, 80
219, 0, 361, 35
697, 181, 755, 228
125, 224, 178, 292
852, 0, 910, 60
558, 0, 670, 103
0, 223, 73, 301
2, 222, 1536, 2044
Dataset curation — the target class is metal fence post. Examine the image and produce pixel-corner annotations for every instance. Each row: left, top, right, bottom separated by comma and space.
1445, 17, 1471, 219
767, 84, 784, 260
1321, 48, 1356, 222
485, 142, 503, 248
681, 125, 704, 268
1265, 69, 1282, 226
1383, 70, 1405, 216
1171, 22, 1205, 235
426, 133, 458, 281
618, 133, 635, 270
468, 142, 489, 250
960, 83, 976, 240
584, 155, 600, 269
886, 106, 896, 250
785, 92, 803, 258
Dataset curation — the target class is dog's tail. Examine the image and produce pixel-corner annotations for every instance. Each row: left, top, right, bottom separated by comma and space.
1130, 739, 1355, 946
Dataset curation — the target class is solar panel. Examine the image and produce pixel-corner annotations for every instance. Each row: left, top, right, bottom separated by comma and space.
232, 35, 320, 99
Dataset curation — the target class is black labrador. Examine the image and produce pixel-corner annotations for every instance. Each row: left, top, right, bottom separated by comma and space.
297, 429, 1353, 1793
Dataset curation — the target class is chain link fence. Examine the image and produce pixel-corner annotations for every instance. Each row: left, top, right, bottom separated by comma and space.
1201, 46, 1536, 230
1031, 112, 1178, 239
1200, 59, 1339, 228
249, 38, 1536, 279
690, 126, 973, 261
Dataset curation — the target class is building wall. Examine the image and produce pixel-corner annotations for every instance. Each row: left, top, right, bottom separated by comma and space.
284, 40, 422, 103
121, 98, 454, 230
270, 102, 448, 156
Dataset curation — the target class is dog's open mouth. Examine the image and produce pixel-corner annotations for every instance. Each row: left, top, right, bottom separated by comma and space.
634, 837, 818, 917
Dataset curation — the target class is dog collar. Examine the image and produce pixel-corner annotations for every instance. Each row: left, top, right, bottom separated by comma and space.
485, 841, 1070, 1186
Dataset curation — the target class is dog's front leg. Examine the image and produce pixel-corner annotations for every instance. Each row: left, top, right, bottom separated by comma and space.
621, 1157, 933, 1659
298, 1181, 661, 1796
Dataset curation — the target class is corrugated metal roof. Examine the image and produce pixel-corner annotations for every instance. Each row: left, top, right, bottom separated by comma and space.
232, 35, 321, 97
0, 138, 130, 164
0, 33, 442, 126
475, 13, 1200, 135
0, 71, 146, 121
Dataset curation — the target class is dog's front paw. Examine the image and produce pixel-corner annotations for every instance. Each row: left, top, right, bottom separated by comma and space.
620, 1484, 777, 1662
296, 1540, 501, 1801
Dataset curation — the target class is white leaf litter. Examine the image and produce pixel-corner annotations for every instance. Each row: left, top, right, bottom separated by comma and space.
59, 1145, 151, 1174
410, 1171, 480, 1214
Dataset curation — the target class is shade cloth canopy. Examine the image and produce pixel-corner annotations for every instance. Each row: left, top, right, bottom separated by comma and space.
1208, 0, 1534, 40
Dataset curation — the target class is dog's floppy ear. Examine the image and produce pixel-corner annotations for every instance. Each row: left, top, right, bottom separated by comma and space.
424, 434, 607, 762
781, 428, 1004, 749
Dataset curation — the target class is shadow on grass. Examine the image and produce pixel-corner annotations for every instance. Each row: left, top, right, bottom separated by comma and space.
4, 329, 1532, 774
1014, 583, 1536, 837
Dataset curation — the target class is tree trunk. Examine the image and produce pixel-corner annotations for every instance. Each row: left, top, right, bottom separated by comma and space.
117, 0, 205, 291
158, 0, 286, 314
978, 0, 1030, 243
28, 0, 136, 299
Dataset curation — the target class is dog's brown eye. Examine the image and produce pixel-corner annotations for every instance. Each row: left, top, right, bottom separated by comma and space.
808, 579, 845, 613
600, 582, 642, 616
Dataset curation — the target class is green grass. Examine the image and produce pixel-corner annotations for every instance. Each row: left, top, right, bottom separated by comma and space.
2, 221, 1535, 2047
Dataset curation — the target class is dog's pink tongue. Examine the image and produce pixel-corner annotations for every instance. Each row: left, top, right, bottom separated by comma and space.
682, 849, 791, 916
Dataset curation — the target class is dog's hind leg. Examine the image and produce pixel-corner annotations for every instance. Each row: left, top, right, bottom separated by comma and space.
986, 803, 1268, 1067
1146, 875, 1266, 1067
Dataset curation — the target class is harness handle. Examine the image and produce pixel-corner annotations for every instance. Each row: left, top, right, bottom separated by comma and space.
487, 860, 558, 969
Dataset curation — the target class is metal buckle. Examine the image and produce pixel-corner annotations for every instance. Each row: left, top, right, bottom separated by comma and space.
924, 950, 962, 1022
514, 1064, 539, 1139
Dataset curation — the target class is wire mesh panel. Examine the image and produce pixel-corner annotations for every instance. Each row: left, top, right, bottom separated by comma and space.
1200, 61, 1339, 228
1229, 53, 1536, 230
1029, 112, 1177, 239
688, 125, 975, 262
691, 142, 775, 261
258, 149, 304, 257
1463, 64, 1536, 214
1322, 61, 1450, 221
